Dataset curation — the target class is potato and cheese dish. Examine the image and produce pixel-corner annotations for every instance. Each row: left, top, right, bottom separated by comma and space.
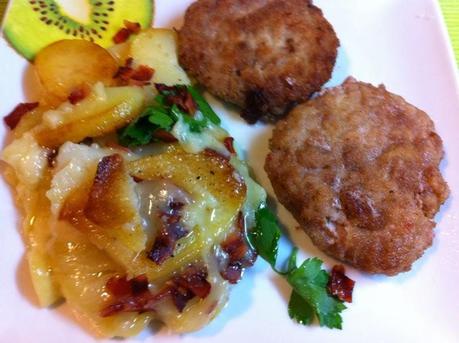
1, 28, 265, 337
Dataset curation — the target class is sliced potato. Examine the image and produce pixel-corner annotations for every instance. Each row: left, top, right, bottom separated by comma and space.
125, 145, 246, 281
130, 29, 191, 85
24, 171, 62, 307
107, 41, 131, 65
49, 221, 151, 338
34, 39, 118, 99
60, 153, 147, 268
2, 135, 61, 307
12, 105, 48, 139
34, 85, 145, 148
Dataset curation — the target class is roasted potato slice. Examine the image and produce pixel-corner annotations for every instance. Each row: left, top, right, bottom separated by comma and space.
34, 85, 145, 148
12, 105, 48, 139
49, 221, 151, 338
130, 29, 191, 85
126, 146, 246, 281
24, 172, 62, 307
2, 135, 61, 307
59, 153, 147, 270
34, 39, 118, 100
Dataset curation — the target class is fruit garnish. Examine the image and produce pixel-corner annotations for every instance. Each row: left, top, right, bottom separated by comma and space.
3, 0, 153, 60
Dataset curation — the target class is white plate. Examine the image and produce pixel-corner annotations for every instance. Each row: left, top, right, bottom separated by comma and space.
1, 0, 458, 342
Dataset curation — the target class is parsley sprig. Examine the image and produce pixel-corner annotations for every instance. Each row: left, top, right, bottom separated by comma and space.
250, 207, 347, 329
118, 85, 220, 147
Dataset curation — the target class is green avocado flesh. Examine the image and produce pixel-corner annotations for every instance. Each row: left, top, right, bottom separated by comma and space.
3, 0, 154, 60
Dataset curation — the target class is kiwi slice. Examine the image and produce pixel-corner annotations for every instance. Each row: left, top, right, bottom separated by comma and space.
3, 0, 154, 60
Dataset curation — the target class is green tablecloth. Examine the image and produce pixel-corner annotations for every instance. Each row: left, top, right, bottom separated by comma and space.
0, 0, 458, 65
440, 0, 459, 65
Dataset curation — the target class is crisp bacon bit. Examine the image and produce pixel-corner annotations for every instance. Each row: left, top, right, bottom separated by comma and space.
223, 137, 236, 154
114, 58, 134, 81
125, 57, 134, 68
46, 148, 58, 168
153, 129, 178, 143
68, 86, 89, 105
101, 266, 211, 317
4, 102, 39, 129
124, 20, 141, 34
154, 83, 197, 115
219, 212, 257, 284
114, 58, 154, 86
101, 274, 153, 317
169, 265, 211, 312
113, 27, 131, 44
113, 21, 141, 44
130, 65, 154, 82
114, 65, 133, 82
147, 201, 188, 265
106, 274, 149, 298
327, 265, 355, 303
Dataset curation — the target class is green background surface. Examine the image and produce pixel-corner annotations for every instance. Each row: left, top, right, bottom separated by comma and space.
0, 0, 457, 65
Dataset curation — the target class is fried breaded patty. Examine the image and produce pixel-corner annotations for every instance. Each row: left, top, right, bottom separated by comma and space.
178, 0, 339, 123
265, 78, 449, 275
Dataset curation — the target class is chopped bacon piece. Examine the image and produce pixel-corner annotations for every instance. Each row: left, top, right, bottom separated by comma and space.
124, 20, 141, 34
173, 265, 211, 299
130, 65, 154, 82
46, 148, 58, 168
114, 67, 132, 82
147, 201, 188, 265
68, 86, 89, 105
154, 83, 197, 115
327, 265, 355, 303
4, 102, 39, 129
169, 265, 211, 312
114, 58, 154, 86
124, 57, 134, 68
153, 129, 178, 143
219, 212, 257, 284
113, 21, 142, 44
106, 274, 149, 298
223, 137, 236, 154
100, 266, 211, 317
113, 27, 131, 44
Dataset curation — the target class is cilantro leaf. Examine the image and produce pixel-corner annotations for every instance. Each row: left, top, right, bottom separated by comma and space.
118, 85, 219, 146
187, 85, 221, 125
287, 247, 299, 273
251, 206, 348, 330
147, 109, 175, 130
118, 115, 154, 146
287, 258, 346, 329
288, 290, 314, 325
170, 104, 208, 133
249, 207, 281, 268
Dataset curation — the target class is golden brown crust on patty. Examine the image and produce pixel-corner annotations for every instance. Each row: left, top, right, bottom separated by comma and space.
178, 0, 339, 122
265, 78, 449, 275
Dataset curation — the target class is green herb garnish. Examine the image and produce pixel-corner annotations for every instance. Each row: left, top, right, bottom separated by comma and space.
118, 85, 221, 146
187, 85, 221, 125
249, 206, 347, 329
